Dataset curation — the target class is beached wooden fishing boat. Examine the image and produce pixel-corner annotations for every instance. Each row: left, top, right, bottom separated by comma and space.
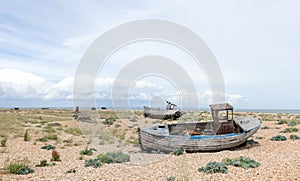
143, 101, 182, 119
138, 103, 261, 152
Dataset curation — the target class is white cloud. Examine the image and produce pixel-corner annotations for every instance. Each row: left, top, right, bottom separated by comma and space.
0, 69, 247, 107
0, 68, 48, 99
0, 69, 172, 103
0, 69, 75, 101
134, 80, 162, 90
129, 92, 150, 101
200, 90, 247, 106
44, 77, 74, 100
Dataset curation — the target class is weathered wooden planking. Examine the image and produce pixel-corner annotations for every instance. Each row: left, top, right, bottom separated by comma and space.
139, 118, 260, 152
234, 117, 261, 131
139, 127, 259, 152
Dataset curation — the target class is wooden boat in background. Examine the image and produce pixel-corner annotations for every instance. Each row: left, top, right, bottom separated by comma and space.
138, 103, 261, 152
143, 101, 182, 119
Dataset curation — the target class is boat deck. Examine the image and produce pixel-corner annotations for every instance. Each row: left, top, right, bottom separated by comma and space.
234, 117, 261, 131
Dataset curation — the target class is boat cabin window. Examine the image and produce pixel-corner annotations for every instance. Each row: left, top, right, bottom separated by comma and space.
216, 110, 233, 121
157, 125, 167, 130
210, 103, 234, 122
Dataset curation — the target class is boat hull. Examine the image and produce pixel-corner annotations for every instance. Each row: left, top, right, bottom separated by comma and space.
143, 107, 182, 119
139, 120, 260, 152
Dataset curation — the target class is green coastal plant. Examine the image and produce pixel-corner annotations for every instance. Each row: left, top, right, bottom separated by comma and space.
36, 133, 58, 142
290, 135, 300, 140
276, 120, 287, 125
222, 156, 260, 169
80, 148, 96, 156
36, 160, 49, 167
62, 139, 73, 143
246, 139, 259, 145
270, 135, 287, 141
172, 148, 184, 156
65, 168, 76, 173
97, 151, 130, 163
36, 137, 48, 142
167, 176, 176, 181
198, 162, 228, 174
44, 133, 58, 140
0, 134, 7, 147
41, 144, 56, 150
84, 158, 101, 168
7, 163, 34, 175
103, 117, 117, 125
42, 126, 56, 133
282, 128, 298, 133
24, 130, 30, 141
288, 121, 297, 127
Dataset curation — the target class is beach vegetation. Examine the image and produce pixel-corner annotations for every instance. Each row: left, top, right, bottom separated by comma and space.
80, 148, 96, 156
276, 120, 287, 124
103, 117, 117, 125
198, 162, 228, 174
222, 156, 260, 169
24, 130, 30, 141
246, 139, 259, 145
282, 128, 298, 133
84, 158, 101, 168
288, 121, 297, 127
47, 122, 62, 127
167, 176, 176, 181
65, 168, 76, 173
7, 163, 34, 175
172, 148, 184, 156
35, 160, 56, 167
41, 144, 56, 150
97, 151, 130, 163
290, 135, 300, 140
270, 135, 287, 141
51, 150, 61, 161
1, 134, 7, 147
36, 137, 48, 142
65, 127, 82, 135
43, 133, 58, 140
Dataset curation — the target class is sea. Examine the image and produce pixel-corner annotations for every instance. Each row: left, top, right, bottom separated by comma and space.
7, 106, 300, 114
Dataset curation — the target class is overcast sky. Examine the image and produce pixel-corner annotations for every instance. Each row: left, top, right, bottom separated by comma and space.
0, 0, 300, 109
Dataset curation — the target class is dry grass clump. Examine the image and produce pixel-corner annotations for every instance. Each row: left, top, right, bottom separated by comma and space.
7, 163, 34, 175
0, 134, 7, 147
65, 127, 82, 135
282, 128, 298, 133
24, 130, 30, 141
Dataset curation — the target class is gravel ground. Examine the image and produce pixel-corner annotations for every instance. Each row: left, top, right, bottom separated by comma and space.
0, 120, 299, 181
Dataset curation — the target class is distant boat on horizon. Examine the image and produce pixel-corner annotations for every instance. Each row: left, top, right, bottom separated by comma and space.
143, 101, 183, 119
